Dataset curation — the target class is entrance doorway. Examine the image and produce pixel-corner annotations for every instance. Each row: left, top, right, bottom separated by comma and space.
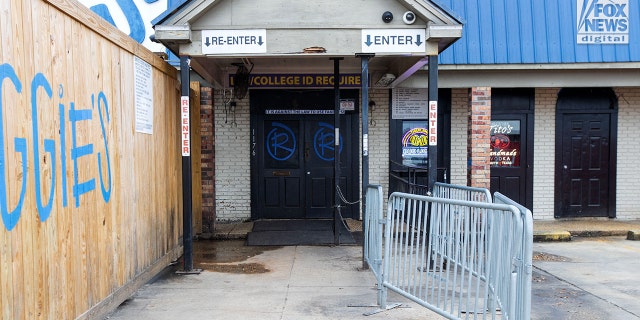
555, 88, 617, 218
490, 88, 534, 210
250, 90, 359, 220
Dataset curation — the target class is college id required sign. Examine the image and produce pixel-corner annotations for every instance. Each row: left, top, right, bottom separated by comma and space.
577, 0, 629, 44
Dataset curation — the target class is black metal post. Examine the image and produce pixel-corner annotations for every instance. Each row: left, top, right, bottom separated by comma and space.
331, 57, 343, 245
427, 55, 439, 193
179, 55, 194, 272
357, 53, 374, 268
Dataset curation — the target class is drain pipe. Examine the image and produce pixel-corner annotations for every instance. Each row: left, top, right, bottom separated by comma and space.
331, 57, 343, 245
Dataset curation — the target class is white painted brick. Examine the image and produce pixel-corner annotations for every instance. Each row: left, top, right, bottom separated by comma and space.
531, 88, 559, 220
210, 86, 640, 222
450, 88, 469, 186
614, 88, 640, 220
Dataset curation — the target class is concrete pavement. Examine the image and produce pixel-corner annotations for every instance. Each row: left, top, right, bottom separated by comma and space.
105, 245, 443, 320
106, 219, 640, 319
532, 236, 640, 319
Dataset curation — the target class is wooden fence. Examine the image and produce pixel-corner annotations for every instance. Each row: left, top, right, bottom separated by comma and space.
0, 0, 185, 318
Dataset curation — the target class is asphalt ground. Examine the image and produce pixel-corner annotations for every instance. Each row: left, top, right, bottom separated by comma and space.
532, 236, 640, 319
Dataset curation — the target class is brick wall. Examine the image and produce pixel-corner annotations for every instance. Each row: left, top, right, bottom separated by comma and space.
213, 89, 252, 222
450, 88, 469, 186
532, 88, 559, 220
468, 87, 491, 188
614, 88, 640, 219
199, 87, 216, 231
367, 89, 390, 190
200, 86, 640, 222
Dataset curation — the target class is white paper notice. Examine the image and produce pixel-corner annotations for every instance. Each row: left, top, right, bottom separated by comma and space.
134, 56, 153, 134
392, 88, 428, 119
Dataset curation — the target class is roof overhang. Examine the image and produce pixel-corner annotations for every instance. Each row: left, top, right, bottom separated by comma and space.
153, 0, 462, 88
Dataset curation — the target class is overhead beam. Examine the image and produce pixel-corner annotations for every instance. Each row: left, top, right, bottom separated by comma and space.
189, 57, 225, 88
387, 56, 429, 87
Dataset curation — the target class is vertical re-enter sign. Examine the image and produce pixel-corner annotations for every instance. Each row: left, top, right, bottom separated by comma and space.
429, 101, 438, 145
181, 96, 190, 156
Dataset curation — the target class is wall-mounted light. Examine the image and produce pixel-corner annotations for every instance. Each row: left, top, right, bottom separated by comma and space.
368, 100, 377, 126
375, 73, 396, 87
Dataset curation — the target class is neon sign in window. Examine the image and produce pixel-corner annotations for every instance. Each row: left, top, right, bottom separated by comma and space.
401, 121, 428, 166
490, 120, 521, 167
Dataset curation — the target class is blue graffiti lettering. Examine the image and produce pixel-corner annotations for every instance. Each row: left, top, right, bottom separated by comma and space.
0, 64, 27, 231
96, 92, 112, 202
0, 62, 112, 230
59, 85, 68, 207
31, 74, 56, 221
90, 4, 116, 25
313, 122, 342, 162
90, 0, 145, 43
266, 122, 296, 161
70, 102, 96, 208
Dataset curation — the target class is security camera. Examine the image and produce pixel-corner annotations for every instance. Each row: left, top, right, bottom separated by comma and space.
403, 11, 416, 24
382, 11, 393, 23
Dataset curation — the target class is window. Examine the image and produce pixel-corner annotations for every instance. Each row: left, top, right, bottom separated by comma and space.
490, 120, 521, 167
401, 121, 429, 167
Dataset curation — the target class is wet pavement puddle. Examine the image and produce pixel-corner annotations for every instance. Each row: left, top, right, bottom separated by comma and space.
190, 239, 281, 274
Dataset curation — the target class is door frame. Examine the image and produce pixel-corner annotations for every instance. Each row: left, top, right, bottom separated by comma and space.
249, 89, 360, 220
490, 88, 535, 211
554, 88, 618, 218
388, 88, 452, 186
490, 113, 534, 210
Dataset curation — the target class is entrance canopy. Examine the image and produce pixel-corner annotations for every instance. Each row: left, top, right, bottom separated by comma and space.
152, 0, 462, 87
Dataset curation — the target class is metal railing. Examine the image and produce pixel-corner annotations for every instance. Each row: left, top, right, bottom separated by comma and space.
433, 182, 492, 203
388, 161, 449, 196
364, 184, 384, 305
364, 187, 532, 320
494, 192, 534, 320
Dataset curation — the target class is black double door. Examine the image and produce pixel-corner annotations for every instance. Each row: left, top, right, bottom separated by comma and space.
251, 90, 358, 220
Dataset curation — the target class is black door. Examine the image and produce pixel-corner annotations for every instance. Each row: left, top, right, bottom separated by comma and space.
490, 88, 534, 210
557, 113, 613, 217
251, 90, 358, 220
260, 118, 304, 219
555, 88, 617, 218
490, 114, 531, 208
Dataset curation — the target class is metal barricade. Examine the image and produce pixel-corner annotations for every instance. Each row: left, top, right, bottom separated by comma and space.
377, 192, 528, 320
433, 182, 492, 203
364, 185, 384, 305
494, 192, 534, 320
